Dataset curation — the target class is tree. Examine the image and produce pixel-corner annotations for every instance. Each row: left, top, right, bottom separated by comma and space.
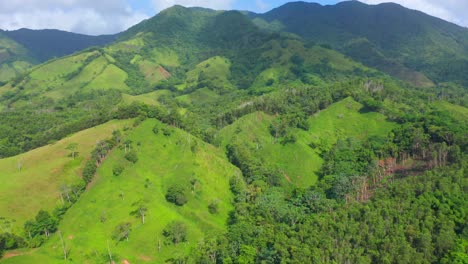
166, 185, 188, 206
113, 164, 124, 176
123, 139, 132, 153
131, 200, 148, 224
208, 200, 219, 214
124, 150, 138, 163
112, 222, 131, 242
82, 160, 97, 183
65, 143, 78, 159
163, 221, 187, 245
24, 210, 58, 240
152, 125, 159, 135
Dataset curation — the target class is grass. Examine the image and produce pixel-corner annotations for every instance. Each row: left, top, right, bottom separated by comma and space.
138, 60, 171, 85
150, 47, 180, 67
5, 50, 130, 102
105, 37, 145, 53
181, 56, 232, 91
304, 97, 397, 150
45, 55, 109, 98
176, 88, 220, 106
218, 97, 396, 187
84, 64, 129, 91
4, 119, 238, 263
0, 120, 132, 233
218, 111, 322, 187
122, 90, 171, 106
433, 101, 468, 124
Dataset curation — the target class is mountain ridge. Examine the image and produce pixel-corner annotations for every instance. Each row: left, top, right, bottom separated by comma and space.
0, 2, 467, 263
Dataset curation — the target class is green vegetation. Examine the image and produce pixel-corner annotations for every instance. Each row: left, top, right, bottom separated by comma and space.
254, 1, 468, 90
0, 120, 131, 233
0, 29, 115, 84
1, 2, 467, 263
4, 119, 238, 263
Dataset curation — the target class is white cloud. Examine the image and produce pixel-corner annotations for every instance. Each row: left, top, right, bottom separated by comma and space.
0, 0, 149, 35
255, 0, 269, 12
360, 0, 468, 27
151, 0, 234, 12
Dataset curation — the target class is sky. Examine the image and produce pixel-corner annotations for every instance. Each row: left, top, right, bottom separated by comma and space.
0, 0, 467, 35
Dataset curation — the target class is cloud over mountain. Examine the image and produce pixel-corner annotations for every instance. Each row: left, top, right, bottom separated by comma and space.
0, 0, 148, 35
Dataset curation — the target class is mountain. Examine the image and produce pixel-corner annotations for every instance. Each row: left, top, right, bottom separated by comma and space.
0, 29, 117, 84
251, 1, 468, 87
0, 5, 376, 158
0, 3, 467, 263
3, 29, 117, 62
0, 31, 34, 84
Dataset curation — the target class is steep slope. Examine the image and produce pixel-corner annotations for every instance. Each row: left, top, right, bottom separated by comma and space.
0, 120, 132, 233
0, 6, 376, 158
0, 32, 33, 84
218, 97, 396, 187
0, 4, 467, 263
2, 119, 239, 263
252, 1, 468, 87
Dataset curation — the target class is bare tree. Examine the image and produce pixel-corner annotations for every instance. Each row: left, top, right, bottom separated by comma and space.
58, 230, 68, 261
65, 143, 78, 159
131, 200, 148, 224
17, 158, 24, 171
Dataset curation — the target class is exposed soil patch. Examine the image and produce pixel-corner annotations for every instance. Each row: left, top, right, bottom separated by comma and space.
2, 252, 21, 259
283, 173, 292, 183
158, 66, 171, 79
139, 255, 152, 261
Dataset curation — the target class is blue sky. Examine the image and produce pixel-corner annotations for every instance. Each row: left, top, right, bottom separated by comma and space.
128, 0, 340, 15
0, 0, 466, 35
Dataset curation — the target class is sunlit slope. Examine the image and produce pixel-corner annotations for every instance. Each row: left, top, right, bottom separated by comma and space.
218, 97, 396, 187
0, 120, 131, 232
4, 119, 238, 263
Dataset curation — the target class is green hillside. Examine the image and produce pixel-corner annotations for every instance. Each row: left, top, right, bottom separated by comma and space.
0, 6, 377, 159
0, 120, 132, 232
218, 97, 396, 187
2, 119, 238, 263
0, 29, 116, 84
0, 32, 34, 84
0, 3, 467, 263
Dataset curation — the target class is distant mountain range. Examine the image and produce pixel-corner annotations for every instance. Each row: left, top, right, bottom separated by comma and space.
249, 1, 468, 87
2, 1, 468, 88
0, 29, 117, 83
0, 2, 466, 263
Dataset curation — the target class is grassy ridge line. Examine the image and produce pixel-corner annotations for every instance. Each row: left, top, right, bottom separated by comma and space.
0, 120, 132, 232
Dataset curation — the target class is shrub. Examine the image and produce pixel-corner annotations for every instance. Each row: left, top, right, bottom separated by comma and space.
113, 164, 124, 176
208, 200, 219, 214
152, 125, 159, 135
165, 185, 188, 206
124, 151, 138, 163
162, 127, 172, 137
